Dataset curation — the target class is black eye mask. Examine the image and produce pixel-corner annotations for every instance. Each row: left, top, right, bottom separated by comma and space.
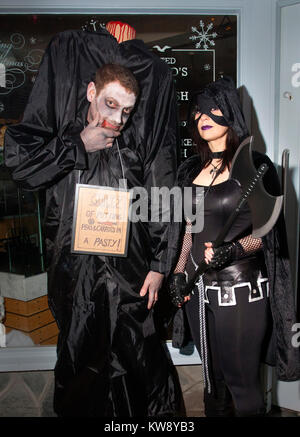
194, 95, 229, 127
189, 77, 249, 140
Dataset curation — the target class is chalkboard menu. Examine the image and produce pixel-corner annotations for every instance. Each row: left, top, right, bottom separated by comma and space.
0, 14, 237, 160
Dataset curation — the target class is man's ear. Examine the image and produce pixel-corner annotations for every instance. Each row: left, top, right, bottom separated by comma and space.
87, 82, 97, 102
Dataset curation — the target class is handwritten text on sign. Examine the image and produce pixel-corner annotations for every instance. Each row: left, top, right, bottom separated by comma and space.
72, 184, 131, 257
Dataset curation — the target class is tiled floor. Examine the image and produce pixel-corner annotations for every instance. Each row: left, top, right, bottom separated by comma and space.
176, 365, 300, 417
176, 365, 205, 416
0, 366, 298, 417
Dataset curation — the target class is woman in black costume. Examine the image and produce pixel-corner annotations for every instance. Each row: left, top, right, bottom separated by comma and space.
168, 76, 300, 417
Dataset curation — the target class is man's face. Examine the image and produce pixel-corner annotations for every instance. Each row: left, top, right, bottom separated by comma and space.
87, 80, 136, 131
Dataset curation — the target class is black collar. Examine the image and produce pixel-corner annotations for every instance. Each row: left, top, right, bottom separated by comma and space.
210, 151, 224, 159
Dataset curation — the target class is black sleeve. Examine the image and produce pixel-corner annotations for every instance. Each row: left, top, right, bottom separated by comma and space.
141, 69, 180, 274
255, 151, 300, 380
4, 32, 90, 191
252, 151, 282, 196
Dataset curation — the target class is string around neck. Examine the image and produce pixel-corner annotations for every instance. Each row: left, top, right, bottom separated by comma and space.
209, 161, 221, 176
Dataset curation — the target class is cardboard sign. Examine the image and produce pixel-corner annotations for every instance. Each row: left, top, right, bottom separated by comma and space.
71, 184, 131, 257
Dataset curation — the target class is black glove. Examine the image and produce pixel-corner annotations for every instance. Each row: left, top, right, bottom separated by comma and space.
209, 241, 245, 269
168, 273, 187, 307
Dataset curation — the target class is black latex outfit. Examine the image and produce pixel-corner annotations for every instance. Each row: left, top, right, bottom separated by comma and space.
187, 180, 252, 268
180, 180, 271, 416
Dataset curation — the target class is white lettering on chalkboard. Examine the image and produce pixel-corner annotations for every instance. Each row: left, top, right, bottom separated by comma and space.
181, 149, 188, 159
177, 91, 189, 101
181, 138, 193, 147
0, 63, 5, 88
0, 33, 45, 94
161, 57, 176, 64
0, 42, 13, 61
171, 67, 188, 77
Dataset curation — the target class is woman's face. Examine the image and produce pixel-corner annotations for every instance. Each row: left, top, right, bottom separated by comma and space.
195, 108, 229, 143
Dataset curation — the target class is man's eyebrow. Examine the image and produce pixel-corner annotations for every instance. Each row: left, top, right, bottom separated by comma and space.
105, 96, 118, 102
105, 96, 135, 109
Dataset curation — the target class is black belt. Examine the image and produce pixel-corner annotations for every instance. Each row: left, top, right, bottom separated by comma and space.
199, 256, 269, 306
203, 256, 267, 285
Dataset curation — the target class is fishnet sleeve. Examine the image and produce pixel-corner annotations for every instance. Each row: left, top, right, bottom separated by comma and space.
237, 234, 262, 255
174, 219, 193, 273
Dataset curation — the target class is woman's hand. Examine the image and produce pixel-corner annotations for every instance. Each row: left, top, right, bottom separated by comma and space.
204, 242, 215, 264
168, 272, 192, 307
204, 241, 244, 269
178, 295, 191, 307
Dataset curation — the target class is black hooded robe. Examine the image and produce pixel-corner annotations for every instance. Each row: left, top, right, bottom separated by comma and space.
4, 29, 183, 417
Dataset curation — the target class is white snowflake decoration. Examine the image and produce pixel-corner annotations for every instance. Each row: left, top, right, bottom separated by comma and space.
190, 21, 217, 50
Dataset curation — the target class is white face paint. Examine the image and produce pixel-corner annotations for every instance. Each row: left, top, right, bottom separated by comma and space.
88, 81, 136, 131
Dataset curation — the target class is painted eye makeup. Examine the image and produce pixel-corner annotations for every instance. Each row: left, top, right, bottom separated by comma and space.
123, 107, 132, 115
106, 98, 117, 109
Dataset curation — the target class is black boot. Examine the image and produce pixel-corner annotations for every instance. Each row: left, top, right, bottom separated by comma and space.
204, 380, 235, 417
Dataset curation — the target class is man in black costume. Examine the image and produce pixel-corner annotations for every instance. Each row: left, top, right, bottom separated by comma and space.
4, 25, 183, 417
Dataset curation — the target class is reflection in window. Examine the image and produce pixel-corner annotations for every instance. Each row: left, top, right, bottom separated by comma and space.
0, 14, 237, 347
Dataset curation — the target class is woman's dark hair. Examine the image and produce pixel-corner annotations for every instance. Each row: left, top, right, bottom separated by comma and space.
188, 106, 240, 174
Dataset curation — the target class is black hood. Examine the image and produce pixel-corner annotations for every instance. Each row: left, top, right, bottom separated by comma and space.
191, 76, 249, 141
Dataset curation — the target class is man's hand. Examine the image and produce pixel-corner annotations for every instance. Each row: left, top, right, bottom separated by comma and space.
139, 271, 164, 310
80, 113, 120, 152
